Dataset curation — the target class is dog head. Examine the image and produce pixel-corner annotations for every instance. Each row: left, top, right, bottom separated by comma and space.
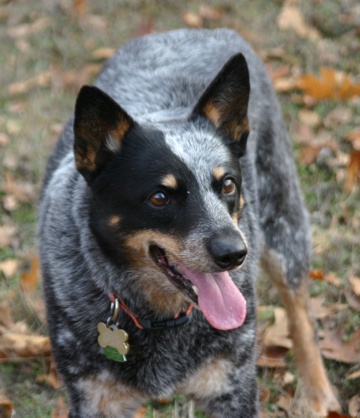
73, 54, 250, 330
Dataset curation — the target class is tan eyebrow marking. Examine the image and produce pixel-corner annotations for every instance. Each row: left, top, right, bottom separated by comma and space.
213, 166, 225, 181
161, 174, 178, 189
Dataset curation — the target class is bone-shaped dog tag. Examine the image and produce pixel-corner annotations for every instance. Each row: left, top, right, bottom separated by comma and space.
97, 322, 129, 362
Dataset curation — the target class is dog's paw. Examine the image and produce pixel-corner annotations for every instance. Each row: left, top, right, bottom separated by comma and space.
97, 322, 129, 355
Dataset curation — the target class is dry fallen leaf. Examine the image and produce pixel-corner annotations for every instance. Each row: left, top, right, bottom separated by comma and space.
346, 129, 360, 151
37, 358, 62, 389
349, 277, 360, 297
91, 48, 116, 60
0, 389, 13, 418
0, 302, 14, 329
298, 109, 321, 128
0, 328, 51, 359
182, 11, 203, 28
257, 346, 289, 368
310, 269, 325, 280
346, 369, 360, 380
20, 257, 40, 294
344, 151, 360, 191
310, 297, 347, 320
199, 5, 224, 21
7, 70, 52, 96
134, 407, 148, 418
0, 259, 19, 278
277, 0, 320, 41
320, 327, 360, 364
73, 0, 87, 16
348, 394, 360, 418
298, 68, 360, 100
51, 397, 69, 418
263, 307, 292, 349
277, 393, 293, 412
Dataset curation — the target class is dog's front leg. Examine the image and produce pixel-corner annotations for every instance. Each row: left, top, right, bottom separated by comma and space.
262, 249, 341, 417
182, 356, 258, 418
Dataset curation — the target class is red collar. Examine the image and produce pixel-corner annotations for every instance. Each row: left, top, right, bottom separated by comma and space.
109, 293, 194, 330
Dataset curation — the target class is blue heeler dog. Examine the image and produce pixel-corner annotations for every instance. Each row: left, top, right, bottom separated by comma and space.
38, 29, 340, 417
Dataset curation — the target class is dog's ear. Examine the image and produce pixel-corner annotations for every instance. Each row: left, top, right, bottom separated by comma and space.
74, 85, 134, 183
191, 53, 250, 157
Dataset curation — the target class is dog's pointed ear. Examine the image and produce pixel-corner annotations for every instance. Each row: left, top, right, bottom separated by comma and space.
191, 53, 250, 157
74, 85, 134, 183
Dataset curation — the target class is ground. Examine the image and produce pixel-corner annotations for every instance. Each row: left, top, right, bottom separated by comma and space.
0, 0, 359, 417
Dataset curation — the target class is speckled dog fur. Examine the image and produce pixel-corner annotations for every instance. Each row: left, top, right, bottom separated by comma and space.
39, 29, 338, 418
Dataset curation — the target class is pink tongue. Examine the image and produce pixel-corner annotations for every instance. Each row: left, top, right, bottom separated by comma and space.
178, 263, 247, 331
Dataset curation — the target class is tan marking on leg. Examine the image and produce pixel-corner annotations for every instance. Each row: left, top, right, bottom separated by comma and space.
213, 166, 225, 181
161, 174, 178, 189
108, 215, 121, 227
261, 248, 341, 416
79, 371, 146, 416
180, 357, 232, 399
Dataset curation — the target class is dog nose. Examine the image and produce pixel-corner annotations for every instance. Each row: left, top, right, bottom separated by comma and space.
207, 231, 247, 270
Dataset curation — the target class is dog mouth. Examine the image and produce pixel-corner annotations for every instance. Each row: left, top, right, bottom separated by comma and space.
149, 244, 247, 331
149, 245, 199, 304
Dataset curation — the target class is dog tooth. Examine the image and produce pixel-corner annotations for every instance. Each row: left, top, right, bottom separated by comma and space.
192, 285, 199, 296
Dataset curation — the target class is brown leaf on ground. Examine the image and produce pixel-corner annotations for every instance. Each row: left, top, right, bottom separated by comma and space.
0, 325, 51, 360
51, 398, 69, 418
346, 129, 360, 151
257, 346, 289, 368
0, 259, 19, 278
2, 172, 36, 210
0, 301, 14, 329
91, 48, 116, 60
344, 151, 360, 191
346, 369, 360, 380
199, 5, 224, 21
310, 297, 347, 320
277, 0, 320, 41
73, 0, 87, 16
20, 257, 40, 294
277, 393, 293, 412
182, 11, 203, 28
310, 269, 325, 280
300, 143, 324, 166
324, 272, 342, 287
349, 277, 360, 297
263, 307, 292, 349
37, 358, 62, 389
309, 270, 342, 286
345, 288, 360, 312
298, 68, 360, 100
7, 70, 52, 96
0, 389, 13, 418
134, 407, 147, 418
348, 394, 360, 418
320, 327, 360, 364
298, 109, 321, 128
327, 411, 351, 418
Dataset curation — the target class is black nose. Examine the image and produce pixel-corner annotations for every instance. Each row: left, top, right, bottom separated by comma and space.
207, 230, 247, 270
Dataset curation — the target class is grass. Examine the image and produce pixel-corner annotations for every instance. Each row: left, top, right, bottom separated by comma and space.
0, 0, 359, 416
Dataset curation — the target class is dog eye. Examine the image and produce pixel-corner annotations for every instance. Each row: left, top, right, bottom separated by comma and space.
149, 191, 170, 207
222, 178, 236, 195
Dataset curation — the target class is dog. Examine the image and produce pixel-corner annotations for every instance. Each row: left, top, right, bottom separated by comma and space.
38, 28, 340, 417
